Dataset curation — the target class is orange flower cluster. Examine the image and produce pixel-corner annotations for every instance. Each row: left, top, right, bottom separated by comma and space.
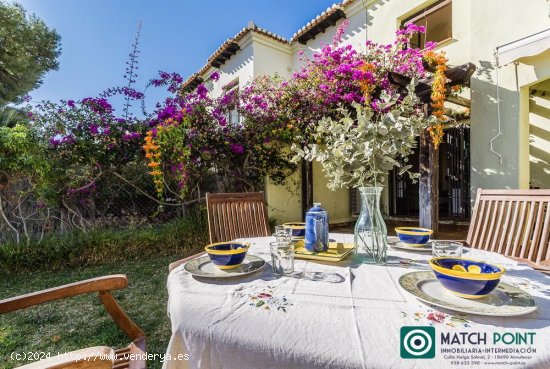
143, 131, 163, 199
423, 50, 448, 148
359, 62, 376, 104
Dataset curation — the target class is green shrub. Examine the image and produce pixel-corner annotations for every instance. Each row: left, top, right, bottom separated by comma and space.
0, 211, 208, 274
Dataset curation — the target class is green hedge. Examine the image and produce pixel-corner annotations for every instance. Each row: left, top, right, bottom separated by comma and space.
0, 212, 208, 274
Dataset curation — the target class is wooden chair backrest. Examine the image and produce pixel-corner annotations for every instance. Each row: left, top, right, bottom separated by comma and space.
466, 189, 550, 263
206, 192, 270, 243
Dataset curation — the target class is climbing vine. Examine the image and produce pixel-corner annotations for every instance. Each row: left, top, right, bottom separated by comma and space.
423, 49, 448, 147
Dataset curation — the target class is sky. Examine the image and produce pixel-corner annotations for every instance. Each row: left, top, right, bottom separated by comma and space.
15, 0, 338, 115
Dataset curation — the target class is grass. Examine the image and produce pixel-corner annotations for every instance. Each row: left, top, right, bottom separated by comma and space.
0, 212, 209, 369
0, 255, 182, 369
0, 210, 208, 274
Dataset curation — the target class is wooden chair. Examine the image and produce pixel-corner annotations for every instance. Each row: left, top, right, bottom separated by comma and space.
466, 189, 550, 272
206, 191, 270, 244
168, 192, 270, 272
0, 275, 146, 369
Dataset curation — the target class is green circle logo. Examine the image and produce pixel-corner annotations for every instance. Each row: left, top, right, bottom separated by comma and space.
400, 326, 436, 359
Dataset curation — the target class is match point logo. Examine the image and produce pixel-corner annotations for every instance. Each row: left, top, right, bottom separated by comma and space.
400, 326, 436, 359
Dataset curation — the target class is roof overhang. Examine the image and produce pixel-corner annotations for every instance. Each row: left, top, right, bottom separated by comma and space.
293, 8, 347, 45
181, 23, 289, 91
210, 42, 241, 68
495, 28, 550, 67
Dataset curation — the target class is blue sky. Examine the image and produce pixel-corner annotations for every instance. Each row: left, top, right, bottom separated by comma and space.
16, 0, 338, 115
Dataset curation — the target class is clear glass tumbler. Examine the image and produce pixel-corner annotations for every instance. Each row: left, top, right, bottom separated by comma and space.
432, 241, 463, 258
269, 241, 294, 276
274, 225, 292, 243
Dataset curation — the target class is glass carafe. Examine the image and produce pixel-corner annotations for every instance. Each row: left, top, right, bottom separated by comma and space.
354, 187, 387, 264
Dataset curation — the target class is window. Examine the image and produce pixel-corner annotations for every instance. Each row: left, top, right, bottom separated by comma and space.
226, 79, 240, 126
403, 0, 452, 49
228, 105, 240, 126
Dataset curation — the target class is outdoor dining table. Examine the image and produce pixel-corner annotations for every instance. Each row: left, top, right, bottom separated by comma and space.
164, 233, 550, 369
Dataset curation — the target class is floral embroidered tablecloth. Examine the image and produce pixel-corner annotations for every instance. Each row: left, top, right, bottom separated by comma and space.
164, 234, 550, 369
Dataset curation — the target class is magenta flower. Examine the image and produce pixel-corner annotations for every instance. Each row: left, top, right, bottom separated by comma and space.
210, 71, 220, 81
49, 137, 61, 146
82, 97, 113, 114
333, 19, 350, 45
89, 124, 100, 135
61, 135, 76, 145
230, 143, 244, 154
197, 84, 208, 99
122, 132, 141, 140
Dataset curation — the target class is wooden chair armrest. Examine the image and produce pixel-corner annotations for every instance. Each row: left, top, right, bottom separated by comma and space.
0, 275, 127, 314
16, 346, 114, 369
169, 252, 205, 272
509, 257, 550, 272
99, 291, 145, 344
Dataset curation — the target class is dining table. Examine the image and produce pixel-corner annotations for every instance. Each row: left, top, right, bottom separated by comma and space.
163, 233, 550, 369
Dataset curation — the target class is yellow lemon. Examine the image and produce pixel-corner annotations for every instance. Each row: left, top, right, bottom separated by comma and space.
467, 265, 482, 274
452, 265, 467, 272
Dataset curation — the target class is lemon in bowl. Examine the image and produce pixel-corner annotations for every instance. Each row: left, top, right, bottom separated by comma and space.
429, 257, 505, 299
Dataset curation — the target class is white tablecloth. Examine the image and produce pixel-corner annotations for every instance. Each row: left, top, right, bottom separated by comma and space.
164, 234, 550, 369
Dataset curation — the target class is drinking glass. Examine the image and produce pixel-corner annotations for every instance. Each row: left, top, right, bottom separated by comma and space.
274, 225, 292, 243
432, 241, 463, 258
270, 241, 294, 276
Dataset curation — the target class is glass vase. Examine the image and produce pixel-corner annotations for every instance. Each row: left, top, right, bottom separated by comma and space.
354, 186, 387, 264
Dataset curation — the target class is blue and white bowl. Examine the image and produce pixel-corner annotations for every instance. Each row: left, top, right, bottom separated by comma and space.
204, 242, 250, 270
282, 222, 306, 239
395, 227, 433, 246
429, 257, 506, 299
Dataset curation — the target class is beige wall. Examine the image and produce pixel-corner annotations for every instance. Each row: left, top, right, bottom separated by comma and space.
465, 0, 550, 193
264, 170, 302, 224
311, 161, 353, 224
529, 79, 550, 188
253, 36, 292, 78
264, 163, 354, 225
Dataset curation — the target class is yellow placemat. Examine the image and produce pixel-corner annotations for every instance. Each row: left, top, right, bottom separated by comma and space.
294, 240, 354, 261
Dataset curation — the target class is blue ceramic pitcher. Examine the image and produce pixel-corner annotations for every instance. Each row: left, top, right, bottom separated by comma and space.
305, 203, 329, 252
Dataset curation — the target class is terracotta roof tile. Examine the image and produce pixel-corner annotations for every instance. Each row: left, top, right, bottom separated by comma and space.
289, 0, 357, 43
182, 22, 288, 90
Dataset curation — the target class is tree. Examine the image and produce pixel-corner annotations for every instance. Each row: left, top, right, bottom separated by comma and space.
0, 2, 61, 106
0, 106, 26, 127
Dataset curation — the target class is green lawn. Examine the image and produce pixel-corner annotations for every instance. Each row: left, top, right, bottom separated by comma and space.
0, 255, 180, 369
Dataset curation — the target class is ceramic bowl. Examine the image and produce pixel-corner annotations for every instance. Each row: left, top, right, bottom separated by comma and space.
395, 227, 433, 246
429, 257, 506, 299
204, 242, 250, 270
282, 222, 306, 239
